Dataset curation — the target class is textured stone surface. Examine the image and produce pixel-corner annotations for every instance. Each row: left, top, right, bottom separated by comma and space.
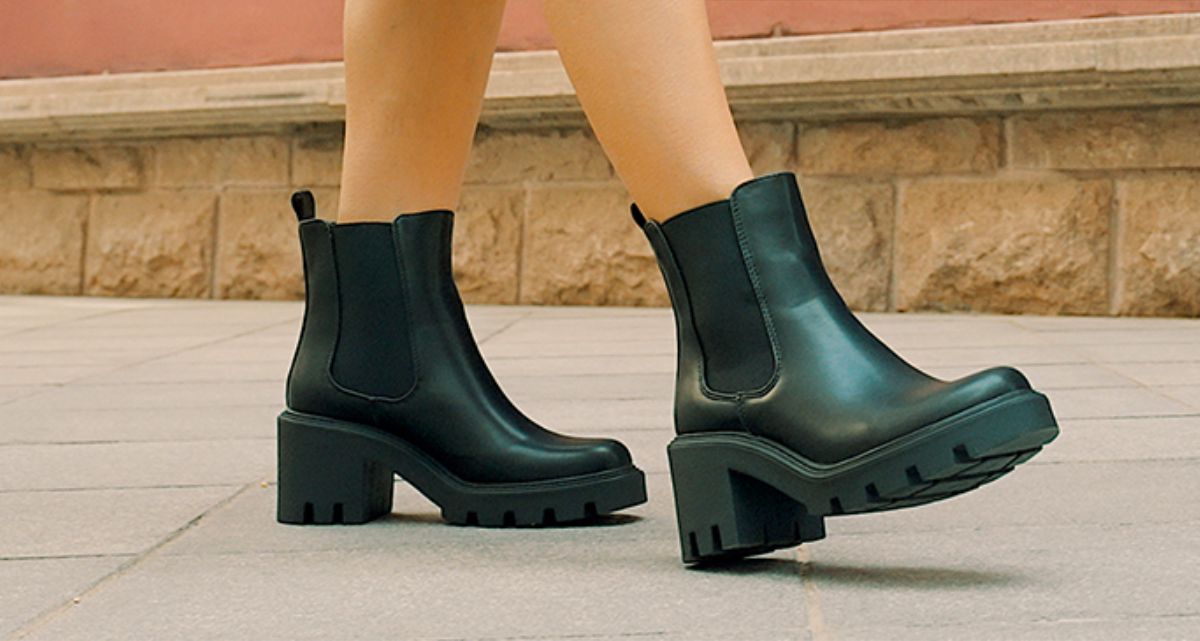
291, 127, 343, 187
453, 186, 522, 304
1117, 175, 1200, 316
85, 191, 216, 297
0, 145, 31, 188
32, 145, 145, 191
798, 177, 894, 311
0, 557, 126, 639
465, 127, 612, 184
897, 178, 1111, 314
1010, 107, 1200, 170
798, 117, 1000, 175
5, 105, 1200, 314
215, 188, 310, 300
0, 192, 87, 294
155, 135, 288, 187
521, 183, 667, 305
4, 296, 1200, 641
738, 120, 794, 175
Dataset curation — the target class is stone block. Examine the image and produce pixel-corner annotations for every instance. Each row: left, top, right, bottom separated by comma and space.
465, 127, 612, 184
85, 191, 216, 297
798, 117, 1000, 175
453, 186, 522, 304
1010, 107, 1200, 170
0, 192, 87, 295
737, 120, 794, 175
798, 177, 894, 311
0, 145, 31, 188
291, 129, 343, 187
521, 184, 667, 306
896, 178, 1110, 314
1117, 174, 1200, 316
155, 135, 288, 187
32, 145, 145, 191
215, 188, 315, 300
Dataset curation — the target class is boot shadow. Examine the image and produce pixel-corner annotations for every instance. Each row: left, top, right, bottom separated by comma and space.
692, 556, 1025, 590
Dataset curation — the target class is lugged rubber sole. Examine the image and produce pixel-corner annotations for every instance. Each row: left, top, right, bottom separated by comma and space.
276, 410, 647, 527
668, 390, 1058, 564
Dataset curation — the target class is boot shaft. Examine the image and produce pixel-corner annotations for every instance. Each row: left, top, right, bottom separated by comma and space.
638, 172, 837, 401
286, 193, 474, 414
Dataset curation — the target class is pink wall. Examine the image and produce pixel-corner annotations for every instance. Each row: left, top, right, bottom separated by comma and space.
4, 0, 1200, 79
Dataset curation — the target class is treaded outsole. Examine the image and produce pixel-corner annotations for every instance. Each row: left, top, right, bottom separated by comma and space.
669, 390, 1058, 564
276, 410, 648, 528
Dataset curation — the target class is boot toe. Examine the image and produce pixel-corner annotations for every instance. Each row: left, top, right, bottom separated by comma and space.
574, 437, 634, 473
950, 365, 1032, 405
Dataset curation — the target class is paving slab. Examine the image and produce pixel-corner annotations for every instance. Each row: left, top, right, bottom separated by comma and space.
0, 440, 273, 490
0, 405, 280, 444
1034, 386, 1196, 419
834, 617, 1200, 641
2, 295, 1198, 641
1104, 361, 1200, 386
3, 381, 283, 411
1040, 416, 1200, 463
0, 485, 239, 558
807, 522, 1200, 635
1157, 384, 1200, 410
0, 556, 127, 639
827, 458, 1200, 536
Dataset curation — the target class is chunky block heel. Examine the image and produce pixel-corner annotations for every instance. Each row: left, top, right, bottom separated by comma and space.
276, 410, 647, 527
665, 390, 1057, 563
276, 412, 395, 525
669, 439, 825, 564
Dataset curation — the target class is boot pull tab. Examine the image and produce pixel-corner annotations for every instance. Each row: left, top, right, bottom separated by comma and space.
630, 204, 648, 229
291, 191, 317, 222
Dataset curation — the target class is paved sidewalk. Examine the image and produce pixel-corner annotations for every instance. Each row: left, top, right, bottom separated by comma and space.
1, 295, 1198, 641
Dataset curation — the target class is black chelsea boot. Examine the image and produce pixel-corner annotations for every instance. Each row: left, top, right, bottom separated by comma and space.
635, 173, 1058, 563
277, 192, 646, 527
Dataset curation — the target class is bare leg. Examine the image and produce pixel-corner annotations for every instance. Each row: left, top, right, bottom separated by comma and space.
337, 0, 506, 222
543, 0, 752, 221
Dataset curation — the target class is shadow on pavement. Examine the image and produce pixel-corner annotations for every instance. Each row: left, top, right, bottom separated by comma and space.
691, 556, 1027, 589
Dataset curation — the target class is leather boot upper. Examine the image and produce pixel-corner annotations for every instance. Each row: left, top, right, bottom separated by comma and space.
638, 173, 1031, 464
287, 196, 631, 483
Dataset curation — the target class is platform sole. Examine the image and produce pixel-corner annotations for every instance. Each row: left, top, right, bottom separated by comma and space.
276, 410, 647, 527
668, 390, 1058, 564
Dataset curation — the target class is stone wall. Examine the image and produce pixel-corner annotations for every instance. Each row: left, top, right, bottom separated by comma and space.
2, 106, 1199, 316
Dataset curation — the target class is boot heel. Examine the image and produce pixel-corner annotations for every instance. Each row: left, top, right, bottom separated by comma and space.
668, 437, 824, 564
276, 412, 395, 525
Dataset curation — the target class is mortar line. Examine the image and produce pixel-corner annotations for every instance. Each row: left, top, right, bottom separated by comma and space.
77, 194, 92, 295
887, 177, 901, 312
515, 180, 532, 304
208, 191, 222, 299
1108, 178, 1122, 315
6, 482, 255, 641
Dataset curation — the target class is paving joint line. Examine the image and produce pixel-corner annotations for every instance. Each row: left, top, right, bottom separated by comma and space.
474, 310, 536, 345
0, 482, 251, 495
796, 546, 831, 641
5, 482, 256, 641
0, 317, 300, 409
